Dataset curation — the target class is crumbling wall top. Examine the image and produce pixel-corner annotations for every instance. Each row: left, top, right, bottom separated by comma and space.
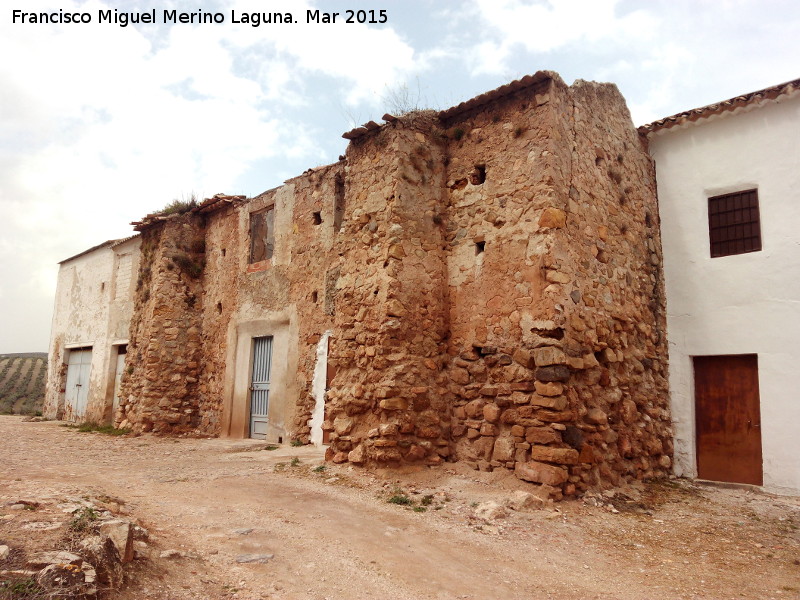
132, 193, 247, 231
438, 70, 561, 122
341, 71, 563, 142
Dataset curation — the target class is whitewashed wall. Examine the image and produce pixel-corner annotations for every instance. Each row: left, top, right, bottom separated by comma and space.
647, 92, 800, 494
44, 237, 140, 423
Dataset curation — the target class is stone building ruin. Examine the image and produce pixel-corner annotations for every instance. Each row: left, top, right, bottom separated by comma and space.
46, 71, 673, 498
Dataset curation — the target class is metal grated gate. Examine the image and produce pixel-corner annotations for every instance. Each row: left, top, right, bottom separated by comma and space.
249, 336, 273, 439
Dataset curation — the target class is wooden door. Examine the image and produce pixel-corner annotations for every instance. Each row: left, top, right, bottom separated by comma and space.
694, 354, 763, 485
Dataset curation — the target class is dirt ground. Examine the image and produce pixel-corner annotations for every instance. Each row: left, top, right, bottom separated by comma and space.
1, 415, 798, 599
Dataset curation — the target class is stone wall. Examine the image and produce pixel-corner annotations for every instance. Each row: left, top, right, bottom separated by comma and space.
440, 77, 572, 487
117, 215, 206, 433
116, 71, 671, 494
196, 202, 241, 434
272, 166, 341, 440
432, 76, 670, 496
325, 112, 452, 466
319, 75, 671, 494
559, 81, 671, 490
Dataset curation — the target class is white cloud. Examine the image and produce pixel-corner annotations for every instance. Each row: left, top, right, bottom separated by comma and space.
1, 0, 797, 352
1, 6, 289, 234
467, 0, 656, 75
626, 42, 697, 124
0, 0, 432, 351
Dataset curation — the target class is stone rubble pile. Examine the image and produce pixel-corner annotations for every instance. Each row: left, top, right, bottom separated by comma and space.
0, 496, 150, 599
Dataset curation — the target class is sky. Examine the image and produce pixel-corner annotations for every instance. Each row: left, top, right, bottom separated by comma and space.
0, 0, 798, 353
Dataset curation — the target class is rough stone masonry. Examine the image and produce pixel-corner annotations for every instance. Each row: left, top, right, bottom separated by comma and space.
116, 71, 672, 497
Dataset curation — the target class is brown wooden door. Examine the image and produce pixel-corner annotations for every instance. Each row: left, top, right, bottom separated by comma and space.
694, 354, 763, 485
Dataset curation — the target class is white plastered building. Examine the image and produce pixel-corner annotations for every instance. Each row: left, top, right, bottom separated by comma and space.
641, 78, 800, 494
44, 236, 141, 424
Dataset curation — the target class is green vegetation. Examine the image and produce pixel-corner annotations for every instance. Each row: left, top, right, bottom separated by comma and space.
387, 490, 437, 513
387, 494, 413, 506
158, 196, 198, 216
171, 252, 204, 279
263, 444, 279, 451
61, 422, 131, 436
0, 353, 47, 416
290, 439, 304, 447
312, 465, 326, 473
290, 457, 301, 467
0, 577, 43, 599
68, 506, 100, 533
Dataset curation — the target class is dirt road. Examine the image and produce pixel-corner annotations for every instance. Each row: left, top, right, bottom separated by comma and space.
1, 416, 798, 599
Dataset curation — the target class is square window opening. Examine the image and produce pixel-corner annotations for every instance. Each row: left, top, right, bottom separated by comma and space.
708, 190, 762, 258
249, 206, 275, 263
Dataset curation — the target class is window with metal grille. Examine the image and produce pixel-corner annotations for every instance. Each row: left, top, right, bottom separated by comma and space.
249, 206, 275, 263
708, 190, 762, 258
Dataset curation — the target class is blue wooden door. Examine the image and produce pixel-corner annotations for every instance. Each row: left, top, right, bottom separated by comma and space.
249, 336, 273, 439
65, 348, 92, 421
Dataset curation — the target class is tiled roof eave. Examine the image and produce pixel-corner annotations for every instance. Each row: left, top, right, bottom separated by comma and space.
110, 234, 140, 248
639, 78, 800, 135
58, 239, 120, 264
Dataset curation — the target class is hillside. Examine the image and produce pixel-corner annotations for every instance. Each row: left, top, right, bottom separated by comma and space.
0, 352, 47, 415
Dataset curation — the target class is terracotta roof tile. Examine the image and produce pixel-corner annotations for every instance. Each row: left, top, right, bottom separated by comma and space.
110, 234, 140, 248
195, 193, 246, 214
58, 239, 120, 264
639, 77, 800, 135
